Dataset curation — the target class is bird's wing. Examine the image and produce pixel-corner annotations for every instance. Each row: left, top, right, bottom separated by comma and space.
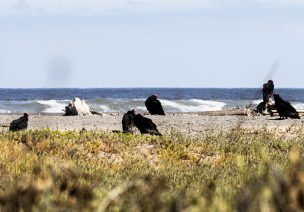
156, 100, 165, 114
280, 101, 298, 114
145, 100, 153, 112
9, 119, 18, 129
144, 99, 149, 107
9, 117, 25, 130
286, 103, 298, 115
156, 100, 164, 109
10, 117, 22, 127
18, 121, 28, 129
146, 121, 161, 135
148, 119, 157, 129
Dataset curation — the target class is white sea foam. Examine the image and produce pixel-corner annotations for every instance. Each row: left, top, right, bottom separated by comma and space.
36, 100, 67, 113
6, 98, 304, 113
0, 109, 11, 113
93, 99, 226, 113
252, 99, 263, 105
99, 105, 111, 112
135, 106, 146, 112
161, 99, 226, 112
293, 103, 304, 112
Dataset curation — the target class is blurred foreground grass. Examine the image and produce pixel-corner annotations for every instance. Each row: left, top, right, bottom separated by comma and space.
1, 128, 304, 211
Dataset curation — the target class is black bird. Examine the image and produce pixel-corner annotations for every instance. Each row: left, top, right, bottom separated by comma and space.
122, 110, 136, 133
262, 80, 274, 104
145, 95, 165, 115
134, 114, 162, 136
9, 113, 29, 131
273, 94, 300, 119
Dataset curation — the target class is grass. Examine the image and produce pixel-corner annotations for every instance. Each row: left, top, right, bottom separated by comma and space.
0, 128, 304, 211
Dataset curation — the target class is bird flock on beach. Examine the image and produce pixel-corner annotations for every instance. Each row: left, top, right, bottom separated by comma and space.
8, 81, 301, 134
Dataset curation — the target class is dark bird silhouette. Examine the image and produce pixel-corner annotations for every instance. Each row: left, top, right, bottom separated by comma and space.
122, 110, 136, 133
273, 94, 300, 119
262, 80, 274, 103
145, 95, 165, 115
9, 113, 29, 131
134, 114, 162, 136
258, 79, 275, 115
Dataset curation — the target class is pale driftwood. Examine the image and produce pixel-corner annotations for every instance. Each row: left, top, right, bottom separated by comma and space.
198, 108, 252, 116
64, 97, 92, 116
90, 110, 103, 116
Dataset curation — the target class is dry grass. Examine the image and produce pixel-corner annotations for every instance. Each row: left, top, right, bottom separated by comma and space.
0, 128, 304, 211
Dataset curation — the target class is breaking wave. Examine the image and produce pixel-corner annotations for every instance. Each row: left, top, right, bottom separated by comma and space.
1, 98, 304, 113
293, 103, 304, 112
98, 105, 111, 112
251, 99, 263, 105
36, 100, 68, 113
161, 99, 226, 112
0, 109, 11, 113
0, 98, 227, 113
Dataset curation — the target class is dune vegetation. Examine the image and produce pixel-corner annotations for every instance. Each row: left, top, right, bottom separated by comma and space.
0, 128, 304, 211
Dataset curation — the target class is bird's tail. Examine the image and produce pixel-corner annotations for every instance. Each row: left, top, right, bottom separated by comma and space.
290, 114, 301, 119
147, 130, 162, 136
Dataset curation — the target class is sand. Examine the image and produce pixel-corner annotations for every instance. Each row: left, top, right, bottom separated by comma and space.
1, 113, 303, 135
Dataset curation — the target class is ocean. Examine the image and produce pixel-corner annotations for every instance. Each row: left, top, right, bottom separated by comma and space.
0, 88, 304, 114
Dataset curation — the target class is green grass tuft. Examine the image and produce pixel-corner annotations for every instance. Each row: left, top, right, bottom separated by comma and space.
0, 129, 304, 211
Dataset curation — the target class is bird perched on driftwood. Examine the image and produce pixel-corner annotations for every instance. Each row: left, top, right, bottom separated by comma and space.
9, 113, 29, 131
256, 80, 274, 115
134, 114, 162, 136
122, 110, 136, 133
273, 94, 300, 119
145, 95, 165, 115
263, 80, 274, 104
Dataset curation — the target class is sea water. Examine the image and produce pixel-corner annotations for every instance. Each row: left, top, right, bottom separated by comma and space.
0, 88, 303, 113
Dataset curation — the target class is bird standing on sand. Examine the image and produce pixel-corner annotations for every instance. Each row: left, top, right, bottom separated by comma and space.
134, 114, 162, 136
122, 110, 136, 133
273, 94, 300, 119
262, 80, 274, 113
9, 113, 29, 131
145, 95, 165, 115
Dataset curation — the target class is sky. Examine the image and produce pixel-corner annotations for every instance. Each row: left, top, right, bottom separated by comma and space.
1, 0, 304, 88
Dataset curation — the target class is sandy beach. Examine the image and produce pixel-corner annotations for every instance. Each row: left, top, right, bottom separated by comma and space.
1, 113, 303, 135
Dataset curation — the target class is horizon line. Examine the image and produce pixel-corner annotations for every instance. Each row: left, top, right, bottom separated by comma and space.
0, 87, 303, 89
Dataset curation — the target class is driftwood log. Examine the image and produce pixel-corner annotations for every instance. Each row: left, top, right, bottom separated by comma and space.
198, 108, 304, 117
198, 108, 252, 116
64, 97, 92, 116
64, 98, 103, 116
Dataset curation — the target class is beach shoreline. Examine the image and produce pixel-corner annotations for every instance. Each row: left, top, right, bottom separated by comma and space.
1, 113, 303, 135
